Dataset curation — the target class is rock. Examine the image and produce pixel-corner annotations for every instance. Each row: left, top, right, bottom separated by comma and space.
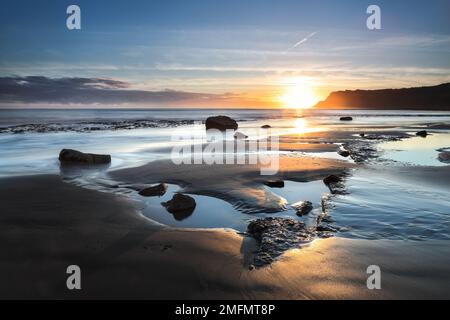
438, 151, 450, 163
261, 124, 271, 129
416, 130, 428, 137
291, 201, 313, 216
264, 179, 284, 188
205, 115, 238, 131
162, 193, 196, 220
338, 149, 350, 157
339, 116, 353, 121
58, 149, 111, 165
359, 133, 365, 137
323, 174, 342, 185
233, 132, 248, 139
323, 174, 345, 194
138, 183, 167, 197
247, 217, 314, 267
316, 224, 338, 232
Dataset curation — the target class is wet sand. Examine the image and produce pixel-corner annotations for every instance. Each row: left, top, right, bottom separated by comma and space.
111, 155, 354, 213
1, 173, 450, 299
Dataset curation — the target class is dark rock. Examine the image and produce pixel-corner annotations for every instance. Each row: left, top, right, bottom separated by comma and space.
264, 179, 284, 188
323, 174, 346, 194
205, 115, 238, 131
261, 124, 271, 129
316, 224, 339, 232
162, 193, 196, 220
247, 217, 314, 267
58, 149, 111, 165
416, 130, 428, 137
339, 116, 353, 121
292, 201, 313, 216
338, 149, 350, 157
138, 183, 167, 197
359, 133, 365, 137
323, 174, 342, 185
233, 132, 248, 139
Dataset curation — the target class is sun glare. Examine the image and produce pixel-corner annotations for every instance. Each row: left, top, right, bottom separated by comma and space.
279, 78, 319, 109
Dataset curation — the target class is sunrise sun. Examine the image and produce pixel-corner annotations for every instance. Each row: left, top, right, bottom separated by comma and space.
278, 78, 319, 109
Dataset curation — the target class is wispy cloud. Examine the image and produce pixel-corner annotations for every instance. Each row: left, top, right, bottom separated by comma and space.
284, 31, 317, 54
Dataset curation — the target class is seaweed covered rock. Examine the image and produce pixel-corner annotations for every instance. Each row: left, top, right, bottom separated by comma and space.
247, 217, 314, 267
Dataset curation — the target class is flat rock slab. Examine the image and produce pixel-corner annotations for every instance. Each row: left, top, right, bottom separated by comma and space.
247, 217, 315, 267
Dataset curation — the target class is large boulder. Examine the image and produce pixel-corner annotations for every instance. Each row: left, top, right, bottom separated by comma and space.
162, 193, 196, 220
138, 183, 168, 197
205, 115, 238, 131
59, 149, 111, 165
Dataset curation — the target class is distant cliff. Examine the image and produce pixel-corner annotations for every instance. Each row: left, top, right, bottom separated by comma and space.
314, 83, 450, 110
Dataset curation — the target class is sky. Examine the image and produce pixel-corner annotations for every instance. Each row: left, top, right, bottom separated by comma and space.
0, 0, 449, 108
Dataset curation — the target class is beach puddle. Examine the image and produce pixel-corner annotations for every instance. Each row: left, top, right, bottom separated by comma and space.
378, 132, 450, 166
118, 180, 331, 232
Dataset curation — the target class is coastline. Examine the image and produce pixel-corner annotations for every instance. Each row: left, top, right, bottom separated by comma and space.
2, 173, 450, 299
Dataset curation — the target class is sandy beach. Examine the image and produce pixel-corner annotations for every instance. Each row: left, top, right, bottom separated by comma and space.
1, 155, 450, 299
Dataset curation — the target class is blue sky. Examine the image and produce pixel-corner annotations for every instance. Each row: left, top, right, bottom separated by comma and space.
1, 0, 449, 107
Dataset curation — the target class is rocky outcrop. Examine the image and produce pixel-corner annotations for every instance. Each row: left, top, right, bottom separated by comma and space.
247, 217, 314, 267
138, 183, 167, 197
315, 83, 450, 110
205, 116, 238, 131
58, 149, 111, 165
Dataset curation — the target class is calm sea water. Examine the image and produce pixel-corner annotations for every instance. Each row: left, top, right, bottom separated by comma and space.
1, 108, 449, 241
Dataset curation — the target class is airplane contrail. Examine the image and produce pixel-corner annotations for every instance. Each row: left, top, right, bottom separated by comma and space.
284, 31, 317, 54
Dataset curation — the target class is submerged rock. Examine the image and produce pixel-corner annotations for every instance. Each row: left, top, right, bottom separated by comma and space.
162, 193, 196, 220
339, 116, 353, 121
264, 179, 284, 188
233, 132, 248, 139
247, 217, 314, 267
58, 149, 111, 165
416, 130, 429, 137
291, 201, 313, 216
438, 151, 450, 163
138, 183, 167, 197
205, 115, 238, 131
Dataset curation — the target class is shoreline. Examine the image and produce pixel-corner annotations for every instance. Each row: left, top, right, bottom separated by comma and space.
1, 174, 450, 299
